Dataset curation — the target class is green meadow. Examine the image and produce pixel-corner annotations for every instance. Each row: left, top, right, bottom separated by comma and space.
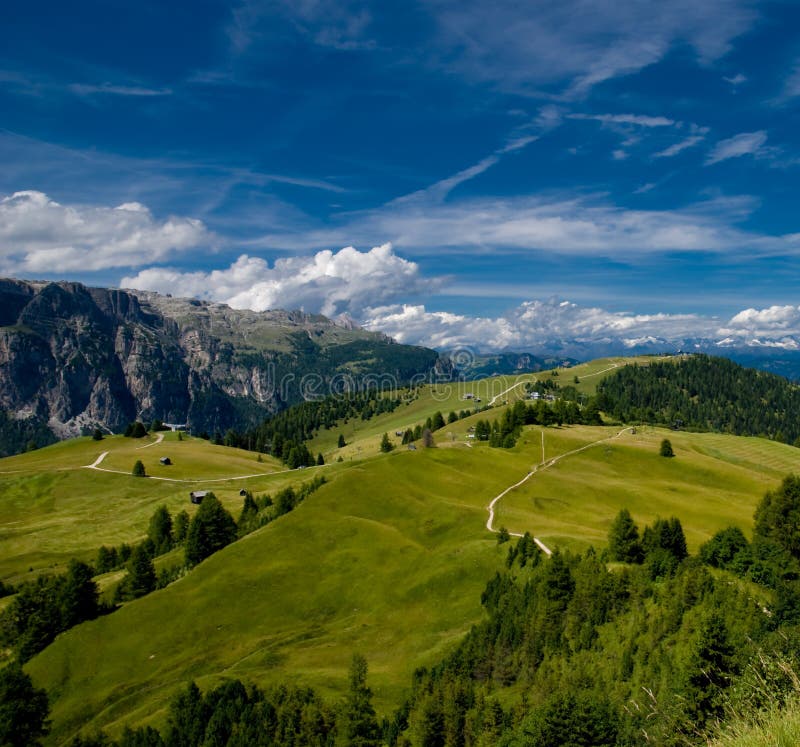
1, 357, 795, 743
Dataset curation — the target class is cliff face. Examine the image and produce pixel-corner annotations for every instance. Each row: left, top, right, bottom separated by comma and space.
0, 280, 444, 454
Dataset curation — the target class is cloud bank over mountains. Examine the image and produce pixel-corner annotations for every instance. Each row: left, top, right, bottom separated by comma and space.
2, 190, 800, 355
121, 242, 800, 355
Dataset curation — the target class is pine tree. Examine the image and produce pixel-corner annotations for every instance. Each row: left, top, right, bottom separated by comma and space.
681, 612, 736, 727
185, 494, 238, 567
608, 508, 643, 563
380, 433, 393, 453
336, 654, 381, 746
132, 460, 146, 477
147, 506, 173, 555
173, 510, 190, 544
317, 452, 325, 465
125, 544, 156, 599
338, 434, 346, 448
660, 438, 674, 457
0, 662, 50, 747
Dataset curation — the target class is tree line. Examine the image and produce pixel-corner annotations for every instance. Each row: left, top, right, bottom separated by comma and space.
474, 398, 603, 449
597, 354, 800, 443
217, 389, 416, 467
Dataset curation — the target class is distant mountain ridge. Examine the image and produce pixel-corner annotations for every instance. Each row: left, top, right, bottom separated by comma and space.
0, 279, 446, 455
450, 351, 578, 379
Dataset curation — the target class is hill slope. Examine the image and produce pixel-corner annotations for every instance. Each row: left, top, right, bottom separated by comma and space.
18, 419, 800, 743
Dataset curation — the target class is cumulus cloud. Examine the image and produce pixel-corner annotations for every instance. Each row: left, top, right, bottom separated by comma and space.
706, 131, 768, 165
716, 305, 800, 349
361, 298, 717, 351
363, 299, 800, 353
0, 191, 211, 272
122, 243, 438, 317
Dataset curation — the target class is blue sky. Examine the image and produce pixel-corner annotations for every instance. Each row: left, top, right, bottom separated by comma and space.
3, 0, 800, 351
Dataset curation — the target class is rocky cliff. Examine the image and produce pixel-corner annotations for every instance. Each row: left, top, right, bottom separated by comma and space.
0, 279, 445, 455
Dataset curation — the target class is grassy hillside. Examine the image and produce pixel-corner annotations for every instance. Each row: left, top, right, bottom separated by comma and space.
0, 433, 300, 582
16, 423, 800, 743
5, 354, 797, 743
494, 425, 800, 553
308, 355, 660, 459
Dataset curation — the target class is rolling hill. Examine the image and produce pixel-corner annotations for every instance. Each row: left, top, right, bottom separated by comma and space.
3, 356, 800, 743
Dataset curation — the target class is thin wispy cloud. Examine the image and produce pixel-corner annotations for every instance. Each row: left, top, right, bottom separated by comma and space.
655, 135, 706, 158
569, 113, 675, 127
68, 83, 173, 97
706, 130, 769, 165
249, 191, 798, 260
428, 0, 757, 97
724, 73, 747, 86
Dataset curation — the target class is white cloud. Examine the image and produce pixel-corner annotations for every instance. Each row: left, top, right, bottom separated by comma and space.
121, 243, 438, 318
254, 192, 793, 258
362, 298, 717, 351
724, 73, 747, 86
706, 130, 768, 165
0, 190, 211, 272
429, 0, 756, 96
778, 63, 800, 101
655, 125, 710, 158
570, 113, 675, 127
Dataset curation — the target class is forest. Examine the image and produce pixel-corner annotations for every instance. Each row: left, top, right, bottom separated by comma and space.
597, 354, 800, 443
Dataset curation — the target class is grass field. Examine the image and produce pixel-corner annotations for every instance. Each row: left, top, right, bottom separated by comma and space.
493, 425, 800, 554
0, 433, 318, 583
2, 355, 792, 744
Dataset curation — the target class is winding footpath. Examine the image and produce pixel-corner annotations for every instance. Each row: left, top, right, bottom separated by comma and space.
485, 426, 633, 555
81, 440, 326, 483
136, 432, 164, 449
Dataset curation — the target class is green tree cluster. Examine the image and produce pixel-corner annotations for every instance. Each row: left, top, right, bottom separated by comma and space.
0, 560, 101, 661
597, 354, 800, 442
185, 493, 237, 567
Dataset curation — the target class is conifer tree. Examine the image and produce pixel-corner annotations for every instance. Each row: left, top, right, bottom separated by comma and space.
185, 494, 237, 567
681, 612, 736, 727
336, 654, 381, 746
125, 544, 156, 599
132, 460, 146, 477
147, 506, 173, 555
173, 510, 190, 544
608, 508, 643, 563
0, 662, 50, 747
380, 433, 393, 453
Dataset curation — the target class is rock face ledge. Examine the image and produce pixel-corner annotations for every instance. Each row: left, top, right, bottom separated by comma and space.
0, 279, 444, 454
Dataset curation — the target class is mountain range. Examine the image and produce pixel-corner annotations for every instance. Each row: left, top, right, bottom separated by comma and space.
0, 279, 445, 455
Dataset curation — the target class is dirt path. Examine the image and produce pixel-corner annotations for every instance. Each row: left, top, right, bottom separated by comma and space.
84, 451, 110, 469
136, 432, 165, 449
577, 361, 621, 380
81, 449, 327, 483
488, 378, 534, 406
485, 427, 633, 555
